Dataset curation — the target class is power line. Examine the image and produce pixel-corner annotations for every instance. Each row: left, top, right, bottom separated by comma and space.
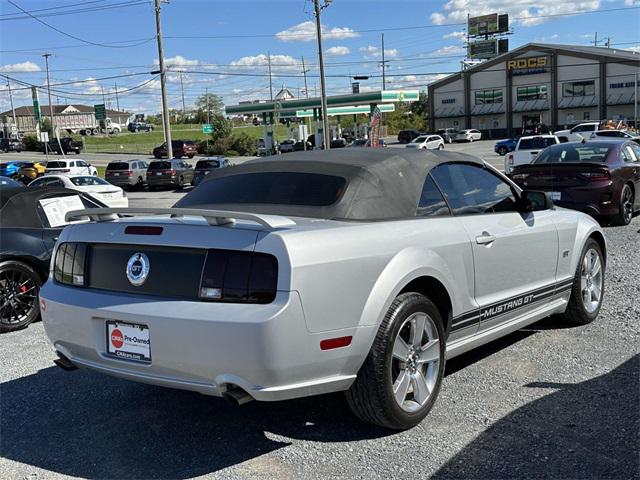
0, 0, 151, 21
0, 0, 109, 17
6, 0, 155, 48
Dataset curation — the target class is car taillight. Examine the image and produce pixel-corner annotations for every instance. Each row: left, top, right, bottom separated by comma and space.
127, 171, 133, 177
581, 170, 611, 181
199, 250, 278, 304
507, 153, 514, 165
170, 169, 176, 175
53, 242, 88, 287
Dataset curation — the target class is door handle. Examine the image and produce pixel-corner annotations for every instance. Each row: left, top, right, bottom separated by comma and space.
476, 232, 496, 245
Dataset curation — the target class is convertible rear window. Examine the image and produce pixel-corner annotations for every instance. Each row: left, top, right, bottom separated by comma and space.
178, 172, 346, 207
533, 144, 614, 164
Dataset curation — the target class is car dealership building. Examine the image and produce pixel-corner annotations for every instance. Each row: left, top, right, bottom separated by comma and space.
428, 43, 639, 137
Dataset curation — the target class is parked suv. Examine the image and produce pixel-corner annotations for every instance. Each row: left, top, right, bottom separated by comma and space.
453, 129, 482, 142
147, 159, 193, 190
397, 129, 423, 143
554, 122, 601, 143
44, 137, 82, 154
192, 157, 229, 186
0, 138, 23, 153
105, 159, 149, 189
153, 140, 197, 159
128, 122, 154, 133
45, 159, 97, 176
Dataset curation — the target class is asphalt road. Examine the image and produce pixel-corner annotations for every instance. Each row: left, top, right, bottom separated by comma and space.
1, 141, 638, 480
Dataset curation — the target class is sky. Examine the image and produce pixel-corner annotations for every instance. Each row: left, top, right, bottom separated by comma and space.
0, 0, 639, 115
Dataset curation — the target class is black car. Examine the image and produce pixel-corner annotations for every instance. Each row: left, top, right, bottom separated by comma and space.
293, 140, 312, 151
330, 138, 348, 149
44, 137, 82, 155
0, 187, 105, 332
0, 138, 23, 153
128, 122, 154, 133
397, 129, 424, 143
192, 157, 229, 186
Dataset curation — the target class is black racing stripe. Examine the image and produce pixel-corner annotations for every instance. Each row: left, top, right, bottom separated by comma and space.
451, 278, 575, 331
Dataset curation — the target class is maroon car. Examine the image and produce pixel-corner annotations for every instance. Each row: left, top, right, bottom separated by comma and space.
511, 140, 640, 225
152, 140, 197, 159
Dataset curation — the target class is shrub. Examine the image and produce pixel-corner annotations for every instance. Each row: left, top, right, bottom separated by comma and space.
230, 132, 254, 156
226, 150, 239, 157
22, 135, 40, 151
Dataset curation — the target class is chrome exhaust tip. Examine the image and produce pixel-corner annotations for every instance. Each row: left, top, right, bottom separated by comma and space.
221, 386, 254, 406
53, 352, 78, 371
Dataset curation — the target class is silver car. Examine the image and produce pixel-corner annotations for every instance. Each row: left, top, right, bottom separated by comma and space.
454, 129, 482, 142
41, 149, 606, 430
104, 160, 148, 189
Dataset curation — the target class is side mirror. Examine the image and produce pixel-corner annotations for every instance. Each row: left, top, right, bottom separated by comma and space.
519, 190, 554, 212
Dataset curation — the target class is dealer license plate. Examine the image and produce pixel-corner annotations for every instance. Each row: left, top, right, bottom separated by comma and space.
113, 173, 120, 176
156, 172, 162, 176
106, 321, 151, 362
548, 191, 562, 201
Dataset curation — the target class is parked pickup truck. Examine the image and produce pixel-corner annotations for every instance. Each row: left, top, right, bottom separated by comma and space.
504, 135, 559, 174
553, 122, 601, 143
43, 137, 83, 155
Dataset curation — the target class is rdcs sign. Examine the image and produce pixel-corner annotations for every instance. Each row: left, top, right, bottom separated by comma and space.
507, 56, 549, 71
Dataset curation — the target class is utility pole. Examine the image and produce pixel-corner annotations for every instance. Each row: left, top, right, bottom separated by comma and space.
7, 80, 17, 135
205, 86, 210, 151
594, 32, 599, 47
635, 71, 638, 132
115, 82, 120, 111
268, 52, 274, 101
42, 53, 55, 135
301, 56, 309, 98
313, 0, 331, 150
101, 85, 106, 106
605, 37, 611, 48
154, 0, 172, 159
180, 72, 186, 121
381, 32, 386, 90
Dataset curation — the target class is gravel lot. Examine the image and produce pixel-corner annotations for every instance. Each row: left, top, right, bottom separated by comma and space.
0, 141, 638, 480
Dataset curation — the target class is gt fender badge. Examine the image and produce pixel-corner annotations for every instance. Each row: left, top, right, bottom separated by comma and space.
126, 253, 150, 286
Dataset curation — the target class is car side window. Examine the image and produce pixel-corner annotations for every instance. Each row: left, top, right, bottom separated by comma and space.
77, 160, 87, 167
623, 145, 639, 163
417, 174, 450, 217
431, 163, 518, 215
627, 144, 640, 162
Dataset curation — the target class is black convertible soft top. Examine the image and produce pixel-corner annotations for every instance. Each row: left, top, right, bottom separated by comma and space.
0, 187, 104, 228
176, 149, 483, 220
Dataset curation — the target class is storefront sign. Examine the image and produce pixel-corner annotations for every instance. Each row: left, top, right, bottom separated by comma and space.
609, 81, 637, 89
441, 98, 456, 104
507, 56, 550, 76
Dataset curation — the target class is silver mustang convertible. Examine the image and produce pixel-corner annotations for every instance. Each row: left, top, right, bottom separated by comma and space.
41, 149, 606, 430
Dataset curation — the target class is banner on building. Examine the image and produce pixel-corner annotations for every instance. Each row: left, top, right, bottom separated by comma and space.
369, 106, 382, 147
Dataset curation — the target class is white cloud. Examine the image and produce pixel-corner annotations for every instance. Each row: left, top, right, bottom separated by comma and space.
443, 30, 466, 41
625, 46, 640, 53
0, 61, 41, 73
164, 55, 199, 67
432, 44, 466, 56
326, 46, 351, 56
624, 0, 639, 5
276, 21, 359, 42
430, 0, 602, 27
231, 53, 299, 71
360, 45, 400, 60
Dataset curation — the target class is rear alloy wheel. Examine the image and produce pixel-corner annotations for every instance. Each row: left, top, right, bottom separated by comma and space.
346, 292, 446, 429
613, 185, 634, 226
438, 144, 444, 150
0, 261, 41, 333
558, 238, 604, 326
177, 176, 184, 189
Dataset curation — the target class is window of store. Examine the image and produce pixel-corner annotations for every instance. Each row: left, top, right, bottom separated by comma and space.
516, 85, 548, 101
475, 89, 503, 105
563, 80, 596, 97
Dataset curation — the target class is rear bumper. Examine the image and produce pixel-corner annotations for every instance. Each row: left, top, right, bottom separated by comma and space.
105, 177, 137, 187
517, 182, 617, 216
40, 283, 371, 401
147, 176, 178, 187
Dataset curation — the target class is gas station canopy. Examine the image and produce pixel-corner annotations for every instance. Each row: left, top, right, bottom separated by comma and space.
224, 90, 420, 117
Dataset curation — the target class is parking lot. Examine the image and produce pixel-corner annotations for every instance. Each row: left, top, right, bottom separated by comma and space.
1, 140, 638, 480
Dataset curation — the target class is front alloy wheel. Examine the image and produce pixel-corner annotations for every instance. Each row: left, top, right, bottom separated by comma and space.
346, 292, 446, 429
614, 185, 634, 226
0, 261, 41, 333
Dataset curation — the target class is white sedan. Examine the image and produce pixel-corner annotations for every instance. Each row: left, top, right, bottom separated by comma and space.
44, 159, 98, 176
405, 135, 445, 150
28, 175, 128, 207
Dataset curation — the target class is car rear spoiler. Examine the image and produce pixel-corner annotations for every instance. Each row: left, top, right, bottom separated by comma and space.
64, 207, 296, 229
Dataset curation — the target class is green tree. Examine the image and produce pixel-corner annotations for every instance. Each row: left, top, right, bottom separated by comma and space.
209, 113, 232, 144
194, 93, 224, 123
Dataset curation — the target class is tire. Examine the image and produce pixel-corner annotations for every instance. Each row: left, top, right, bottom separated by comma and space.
612, 184, 634, 226
497, 146, 507, 156
136, 176, 143, 190
135, 127, 140, 133
469, 137, 474, 143
437, 144, 444, 150
0, 260, 42, 333
177, 176, 184, 190
346, 292, 446, 430
558, 238, 605, 326
188, 154, 194, 159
